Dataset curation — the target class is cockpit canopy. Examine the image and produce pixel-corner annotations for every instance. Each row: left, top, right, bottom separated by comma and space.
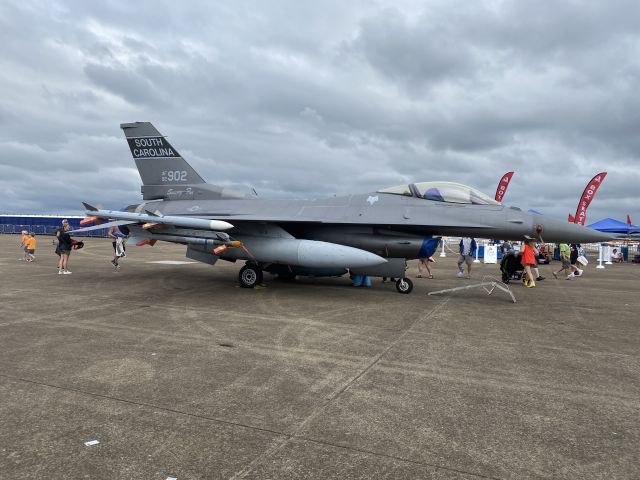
377, 181, 499, 205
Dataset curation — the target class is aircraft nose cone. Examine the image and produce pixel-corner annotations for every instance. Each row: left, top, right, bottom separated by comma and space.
537, 217, 612, 243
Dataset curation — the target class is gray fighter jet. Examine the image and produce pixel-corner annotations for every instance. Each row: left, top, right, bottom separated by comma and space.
74, 122, 611, 294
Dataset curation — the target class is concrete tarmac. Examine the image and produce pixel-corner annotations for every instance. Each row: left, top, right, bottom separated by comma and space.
1, 234, 639, 479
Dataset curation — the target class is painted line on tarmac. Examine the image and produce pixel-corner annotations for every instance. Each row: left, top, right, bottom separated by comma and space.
0, 372, 498, 480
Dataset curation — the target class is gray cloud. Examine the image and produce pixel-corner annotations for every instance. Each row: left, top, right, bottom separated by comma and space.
0, 0, 638, 225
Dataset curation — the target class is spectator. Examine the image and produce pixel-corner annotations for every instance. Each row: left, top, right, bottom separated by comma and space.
25, 232, 36, 262
501, 240, 515, 256
19, 230, 29, 261
566, 244, 585, 278
57, 221, 73, 275
108, 225, 128, 269
553, 242, 573, 279
611, 248, 623, 263
532, 244, 545, 281
520, 240, 538, 288
417, 256, 435, 279
457, 237, 477, 279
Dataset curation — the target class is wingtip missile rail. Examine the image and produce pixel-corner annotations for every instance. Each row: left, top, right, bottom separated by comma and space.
86, 209, 234, 231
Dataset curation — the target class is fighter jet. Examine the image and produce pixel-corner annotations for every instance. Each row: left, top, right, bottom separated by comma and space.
73, 122, 611, 294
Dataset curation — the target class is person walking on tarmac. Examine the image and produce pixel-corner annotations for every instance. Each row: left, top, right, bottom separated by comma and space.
108, 225, 128, 269
19, 230, 30, 261
25, 232, 37, 262
520, 239, 538, 288
457, 237, 477, 279
553, 242, 573, 279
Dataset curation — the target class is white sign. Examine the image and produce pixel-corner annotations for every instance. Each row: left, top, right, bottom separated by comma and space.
484, 244, 498, 264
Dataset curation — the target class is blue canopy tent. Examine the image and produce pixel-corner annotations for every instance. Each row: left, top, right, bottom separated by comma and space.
587, 218, 640, 234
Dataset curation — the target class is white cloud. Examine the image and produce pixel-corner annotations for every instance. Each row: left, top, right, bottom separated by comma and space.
0, 0, 638, 224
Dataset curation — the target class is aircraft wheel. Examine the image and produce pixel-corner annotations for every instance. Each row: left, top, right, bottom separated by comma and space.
239, 264, 263, 288
396, 277, 413, 294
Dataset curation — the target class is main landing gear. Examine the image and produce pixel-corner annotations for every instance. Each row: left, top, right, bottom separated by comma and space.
395, 277, 413, 294
238, 262, 414, 294
239, 262, 263, 288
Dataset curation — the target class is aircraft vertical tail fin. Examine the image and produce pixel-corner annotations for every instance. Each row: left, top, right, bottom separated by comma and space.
120, 122, 206, 200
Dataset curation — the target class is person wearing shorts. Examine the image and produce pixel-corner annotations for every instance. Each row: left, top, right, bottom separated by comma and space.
57, 221, 73, 274
457, 237, 476, 279
25, 232, 36, 262
108, 225, 127, 269
520, 240, 538, 287
553, 242, 573, 279
417, 256, 435, 279
20, 230, 29, 261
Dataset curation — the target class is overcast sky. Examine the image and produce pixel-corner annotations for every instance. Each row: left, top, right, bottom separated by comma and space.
1, 0, 638, 224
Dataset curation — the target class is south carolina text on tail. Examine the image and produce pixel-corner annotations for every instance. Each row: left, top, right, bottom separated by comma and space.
121, 122, 244, 201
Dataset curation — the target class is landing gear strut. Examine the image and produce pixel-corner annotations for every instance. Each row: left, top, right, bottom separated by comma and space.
395, 277, 413, 294
239, 263, 263, 288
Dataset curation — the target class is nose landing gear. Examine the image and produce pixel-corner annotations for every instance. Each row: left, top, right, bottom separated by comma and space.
395, 277, 413, 294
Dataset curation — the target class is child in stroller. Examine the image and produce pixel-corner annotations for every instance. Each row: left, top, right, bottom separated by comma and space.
500, 252, 524, 284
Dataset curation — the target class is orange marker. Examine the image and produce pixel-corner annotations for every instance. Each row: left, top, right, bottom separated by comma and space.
213, 245, 228, 255
80, 216, 98, 225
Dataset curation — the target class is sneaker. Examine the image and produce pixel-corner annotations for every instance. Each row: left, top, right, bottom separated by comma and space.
58, 270, 63, 275
552, 272, 558, 279
63, 270, 72, 275
576, 269, 583, 276
457, 271, 465, 278
111, 260, 117, 268
566, 274, 575, 280
536, 276, 545, 281
527, 281, 536, 288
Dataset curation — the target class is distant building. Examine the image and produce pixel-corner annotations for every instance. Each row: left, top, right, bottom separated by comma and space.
0, 214, 105, 237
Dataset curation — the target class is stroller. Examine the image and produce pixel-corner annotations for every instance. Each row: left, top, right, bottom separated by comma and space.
500, 253, 524, 284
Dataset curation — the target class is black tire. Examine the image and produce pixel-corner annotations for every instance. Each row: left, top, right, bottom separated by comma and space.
395, 277, 413, 294
239, 263, 263, 288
